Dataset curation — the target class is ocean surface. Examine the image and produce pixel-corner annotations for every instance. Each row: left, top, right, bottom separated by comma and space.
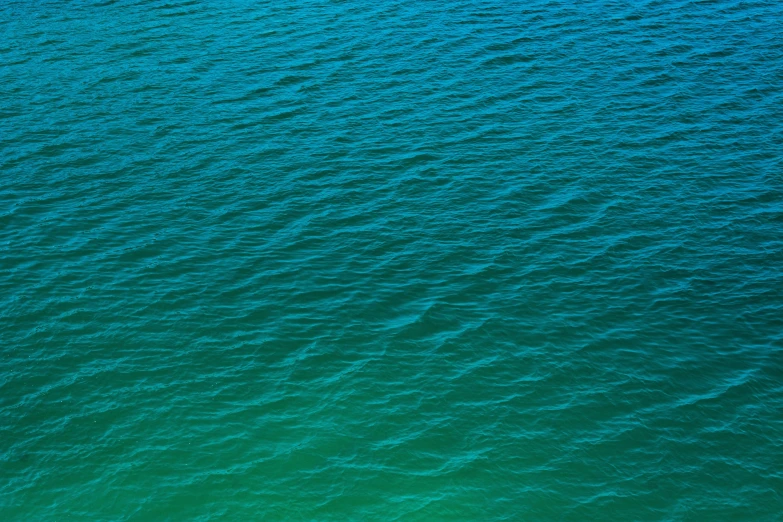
1, 0, 782, 520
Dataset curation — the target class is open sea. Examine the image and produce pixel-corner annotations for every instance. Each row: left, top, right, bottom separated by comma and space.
1, 0, 782, 520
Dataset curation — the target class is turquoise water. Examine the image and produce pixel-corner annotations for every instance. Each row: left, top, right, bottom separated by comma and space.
2, 0, 782, 519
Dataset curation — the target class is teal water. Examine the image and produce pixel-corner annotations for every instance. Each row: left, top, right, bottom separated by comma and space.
2, 0, 782, 520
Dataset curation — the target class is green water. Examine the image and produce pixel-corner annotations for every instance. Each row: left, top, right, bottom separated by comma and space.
1, 0, 782, 520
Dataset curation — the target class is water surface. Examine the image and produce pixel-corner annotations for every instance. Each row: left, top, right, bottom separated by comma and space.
1, 0, 782, 520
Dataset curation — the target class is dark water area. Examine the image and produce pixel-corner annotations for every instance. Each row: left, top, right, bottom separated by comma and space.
1, 0, 782, 519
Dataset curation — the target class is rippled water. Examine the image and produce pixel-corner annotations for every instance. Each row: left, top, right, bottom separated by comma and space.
2, 0, 782, 519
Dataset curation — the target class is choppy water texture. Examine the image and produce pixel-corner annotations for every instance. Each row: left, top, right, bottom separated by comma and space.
2, 0, 783, 520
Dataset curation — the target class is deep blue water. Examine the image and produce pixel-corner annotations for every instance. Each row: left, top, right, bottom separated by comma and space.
1, 0, 782, 520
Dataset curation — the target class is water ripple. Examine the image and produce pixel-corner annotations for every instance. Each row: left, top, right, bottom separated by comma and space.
1, 0, 782, 520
